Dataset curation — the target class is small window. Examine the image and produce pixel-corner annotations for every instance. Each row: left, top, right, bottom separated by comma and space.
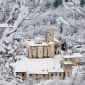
59, 73, 61, 76
16, 73, 18, 75
55, 45, 57, 49
43, 74, 45, 77
55, 73, 57, 76
36, 74, 38, 76
40, 51, 41, 53
51, 74, 53, 76
22, 73, 24, 76
65, 59, 67, 61
30, 74, 32, 76
32, 55, 34, 58
55, 51, 56, 54
50, 34, 51, 36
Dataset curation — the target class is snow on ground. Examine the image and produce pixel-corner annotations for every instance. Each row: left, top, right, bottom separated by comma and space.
63, 53, 82, 58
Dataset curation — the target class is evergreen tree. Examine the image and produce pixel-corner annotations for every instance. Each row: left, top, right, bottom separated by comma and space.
53, 0, 62, 8
80, 0, 85, 7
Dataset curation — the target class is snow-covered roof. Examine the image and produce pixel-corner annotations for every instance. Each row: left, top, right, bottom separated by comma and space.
63, 53, 82, 59
26, 40, 48, 46
54, 38, 61, 43
48, 69, 57, 73
15, 68, 27, 72
0, 23, 13, 28
29, 71, 48, 74
56, 68, 64, 72
14, 55, 62, 74
63, 61, 72, 65
34, 37, 42, 40
48, 42, 54, 44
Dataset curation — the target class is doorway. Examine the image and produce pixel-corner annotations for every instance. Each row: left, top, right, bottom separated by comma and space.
55, 51, 56, 54
58, 51, 60, 54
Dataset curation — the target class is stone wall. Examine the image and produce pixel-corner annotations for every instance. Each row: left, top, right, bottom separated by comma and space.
64, 70, 72, 77
49, 44, 54, 58
26, 45, 54, 58
62, 64, 72, 77
16, 72, 64, 81
65, 58, 81, 66
43, 46, 48, 57
34, 38, 42, 44
29, 74, 48, 81
16, 72, 26, 80
26, 45, 29, 57
38, 47, 43, 58
31, 46, 37, 58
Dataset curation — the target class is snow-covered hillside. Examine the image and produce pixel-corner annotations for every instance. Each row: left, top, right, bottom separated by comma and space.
0, 0, 85, 85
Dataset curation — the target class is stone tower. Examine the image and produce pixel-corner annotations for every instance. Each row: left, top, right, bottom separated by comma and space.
45, 27, 54, 43
62, 61, 72, 77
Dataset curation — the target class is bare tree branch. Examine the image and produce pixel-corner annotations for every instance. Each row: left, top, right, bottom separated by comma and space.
6, 0, 40, 36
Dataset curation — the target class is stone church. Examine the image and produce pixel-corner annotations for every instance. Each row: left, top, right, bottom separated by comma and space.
26, 27, 61, 58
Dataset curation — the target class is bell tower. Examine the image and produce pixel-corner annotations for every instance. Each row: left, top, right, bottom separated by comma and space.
45, 27, 54, 43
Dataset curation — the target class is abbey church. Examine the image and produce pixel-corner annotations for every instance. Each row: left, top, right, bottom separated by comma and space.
26, 27, 61, 58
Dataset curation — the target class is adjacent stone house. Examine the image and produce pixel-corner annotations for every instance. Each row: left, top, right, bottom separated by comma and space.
62, 61, 72, 77
62, 53, 82, 65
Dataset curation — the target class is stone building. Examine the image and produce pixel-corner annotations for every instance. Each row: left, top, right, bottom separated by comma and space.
62, 61, 72, 77
26, 27, 61, 58
62, 53, 82, 65
16, 70, 64, 82
15, 56, 65, 82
